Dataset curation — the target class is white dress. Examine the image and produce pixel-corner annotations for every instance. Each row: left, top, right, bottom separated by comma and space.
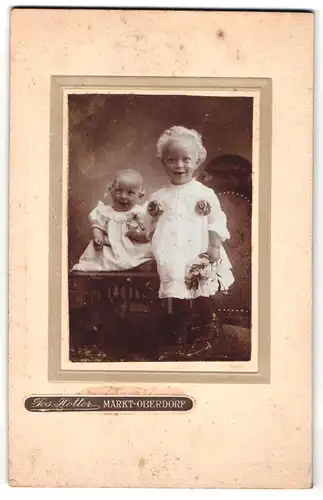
72, 201, 153, 272
147, 180, 234, 299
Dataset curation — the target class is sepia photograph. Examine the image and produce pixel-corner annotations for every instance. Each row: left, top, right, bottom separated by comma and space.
68, 92, 253, 363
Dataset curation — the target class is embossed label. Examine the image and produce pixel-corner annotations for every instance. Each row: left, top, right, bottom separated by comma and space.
25, 396, 193, 412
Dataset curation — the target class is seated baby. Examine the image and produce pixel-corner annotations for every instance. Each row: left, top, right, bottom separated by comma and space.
72, 169, 153, 272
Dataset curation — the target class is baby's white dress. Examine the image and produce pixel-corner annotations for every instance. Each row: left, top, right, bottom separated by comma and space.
147, 180, 234, 299
72, 201, 153, 272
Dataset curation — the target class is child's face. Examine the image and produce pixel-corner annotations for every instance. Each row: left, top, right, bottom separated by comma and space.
110, 176, 142, 211
162, 139, 199, 185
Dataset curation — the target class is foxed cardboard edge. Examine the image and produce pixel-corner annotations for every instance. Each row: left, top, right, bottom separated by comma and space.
48, 76, 272, 383
8, 10, 313, 489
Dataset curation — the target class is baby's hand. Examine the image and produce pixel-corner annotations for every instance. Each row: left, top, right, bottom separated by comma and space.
208, 246, 221, 263
93, 237, 104, 251
125, 230, 148, 244
92, 227, 108, 251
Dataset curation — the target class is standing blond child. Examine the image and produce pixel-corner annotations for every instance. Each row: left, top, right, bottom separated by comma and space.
146, 125, 234, 343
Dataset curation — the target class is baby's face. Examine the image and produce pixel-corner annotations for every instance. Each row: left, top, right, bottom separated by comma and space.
162, 139, 199, 185
110, 176, 143, 211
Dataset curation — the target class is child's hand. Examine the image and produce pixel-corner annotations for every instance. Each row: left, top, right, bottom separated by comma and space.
93, 237, 104, 251
92, 227, 111, 250
93, 234, 110, 250
92, 227, 104, 251
125, 230, 148, 244
208, 246, 221, 263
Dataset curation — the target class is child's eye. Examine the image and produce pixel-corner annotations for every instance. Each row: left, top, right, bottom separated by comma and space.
184, 157, 191, 162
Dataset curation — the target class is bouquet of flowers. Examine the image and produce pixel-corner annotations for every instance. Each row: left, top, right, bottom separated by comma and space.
126, 213, 146, 233
184, 253, 222, 292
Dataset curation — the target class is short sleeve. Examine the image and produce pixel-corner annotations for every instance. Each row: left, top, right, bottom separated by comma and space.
207, 189, 230, 241
88, 201, 109, 232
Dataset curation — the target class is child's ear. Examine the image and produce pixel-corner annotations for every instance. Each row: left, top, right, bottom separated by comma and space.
139, 187, 146, 198
196, 156, 203, 168
106, 182, 114, 195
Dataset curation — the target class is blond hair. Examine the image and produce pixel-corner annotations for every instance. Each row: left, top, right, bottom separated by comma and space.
156, 125, 207, 166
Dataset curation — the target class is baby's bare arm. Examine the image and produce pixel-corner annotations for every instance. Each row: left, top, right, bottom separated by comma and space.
92, 227, 104, 240
92, 227, 107, 250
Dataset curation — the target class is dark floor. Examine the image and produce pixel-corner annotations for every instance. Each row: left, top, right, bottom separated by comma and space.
69, 305, 251, 362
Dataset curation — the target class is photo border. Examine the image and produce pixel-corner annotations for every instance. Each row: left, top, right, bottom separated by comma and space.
48, 76, 272, 384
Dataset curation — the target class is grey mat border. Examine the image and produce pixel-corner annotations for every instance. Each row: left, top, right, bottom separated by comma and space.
48, 76, 272, 384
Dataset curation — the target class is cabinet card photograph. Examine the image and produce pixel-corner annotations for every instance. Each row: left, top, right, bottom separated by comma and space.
10, 10, 312, 489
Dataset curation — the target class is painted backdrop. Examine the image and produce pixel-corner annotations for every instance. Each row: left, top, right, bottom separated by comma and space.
68, 94, 253, 275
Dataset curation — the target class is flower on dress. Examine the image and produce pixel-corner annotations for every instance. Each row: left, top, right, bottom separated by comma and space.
147, 200, 164, 218
195, 199, 211, 216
